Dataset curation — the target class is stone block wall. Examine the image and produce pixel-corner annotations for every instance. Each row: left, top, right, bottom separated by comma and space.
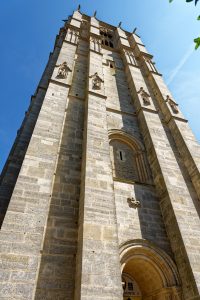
0, 8, 200, 300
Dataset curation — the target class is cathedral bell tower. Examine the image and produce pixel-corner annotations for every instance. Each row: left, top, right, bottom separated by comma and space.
0, 6, 200, 300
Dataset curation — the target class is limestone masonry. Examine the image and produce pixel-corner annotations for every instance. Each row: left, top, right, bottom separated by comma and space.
0, 6, 200, 300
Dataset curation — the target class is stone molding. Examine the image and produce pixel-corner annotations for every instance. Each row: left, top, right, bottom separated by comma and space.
108, 129, 145, 152
120, 239, 181, 288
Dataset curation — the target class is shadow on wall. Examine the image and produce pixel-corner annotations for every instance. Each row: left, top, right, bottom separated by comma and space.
134, 184, 173, 255
110, 56, 173, 256
0, 47, 60, 229
34, 97, 84, 300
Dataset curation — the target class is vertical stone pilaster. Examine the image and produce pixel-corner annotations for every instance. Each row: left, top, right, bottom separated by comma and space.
130, 33, 200, 200
153, 72, 200, 199
116, 29, 200, 298
75, 17, 123, 300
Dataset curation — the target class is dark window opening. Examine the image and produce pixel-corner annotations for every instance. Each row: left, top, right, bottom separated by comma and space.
109, 42, 113, 48
119, 151, 123, 161
100, 28, 114, 49
128, 282, 133, 291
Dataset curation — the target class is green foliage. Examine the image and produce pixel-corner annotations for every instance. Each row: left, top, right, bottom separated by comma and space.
194, 37, 200, 48
169, 0, 200, 49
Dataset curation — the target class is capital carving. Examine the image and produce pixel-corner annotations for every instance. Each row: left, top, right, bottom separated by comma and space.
56, 61, 71, 79
138, 87, 151, 105
90, 72, 104, 89
166, 95, 179, 114
127, 197, 141, 209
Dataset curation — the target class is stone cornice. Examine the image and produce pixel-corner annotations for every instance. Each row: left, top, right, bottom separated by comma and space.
106, 107, 137, 117
136, 106, 159, 115
167, 116, 188, 124
49, 79, 71, 88
113, 177, 155, 187
88, 90, 107, 99
65, 23, 81, 33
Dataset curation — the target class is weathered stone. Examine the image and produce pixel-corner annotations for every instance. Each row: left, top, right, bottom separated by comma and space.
0, 7, 200, 300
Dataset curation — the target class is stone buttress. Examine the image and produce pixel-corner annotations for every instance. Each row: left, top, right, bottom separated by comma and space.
0, 7, 200, 300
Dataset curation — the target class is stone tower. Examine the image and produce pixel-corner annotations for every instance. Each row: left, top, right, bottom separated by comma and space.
0, 6, 200, 300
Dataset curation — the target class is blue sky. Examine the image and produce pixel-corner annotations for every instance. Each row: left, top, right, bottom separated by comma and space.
0, 0, 199, 172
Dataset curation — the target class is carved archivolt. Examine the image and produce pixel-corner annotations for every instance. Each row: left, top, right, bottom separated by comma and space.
166, 95, 179, 114
138, 87, 151, 106
120, 240, 182, 299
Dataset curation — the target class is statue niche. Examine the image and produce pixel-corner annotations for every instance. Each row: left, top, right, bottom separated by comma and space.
138, 87, 151, 106
90, 72, 104, 90
56, 61, 71, 79
166, 95, 179, 114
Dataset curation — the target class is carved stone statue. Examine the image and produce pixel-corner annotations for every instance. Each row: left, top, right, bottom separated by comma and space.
138, 87, 151, 105
90, 72, 104, 89
166, 95, 179, 114
56, 61, 71, 79
127, 197, 141, 209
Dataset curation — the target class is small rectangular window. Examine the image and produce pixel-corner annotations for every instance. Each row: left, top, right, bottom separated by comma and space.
119, 151, 123, 161
128, 282, 133, 290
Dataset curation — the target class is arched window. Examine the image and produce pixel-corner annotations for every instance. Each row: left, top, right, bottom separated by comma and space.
110, 140, 139, 182
100, 27, 114, 49
109, 130, 152, 184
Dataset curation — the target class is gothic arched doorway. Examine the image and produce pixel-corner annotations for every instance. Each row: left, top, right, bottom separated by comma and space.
120, 240, 182, 300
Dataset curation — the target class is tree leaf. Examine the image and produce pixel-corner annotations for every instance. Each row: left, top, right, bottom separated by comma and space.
194, 37, 200, 49
195, 0, 199, 5
197, 15, 200, 20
